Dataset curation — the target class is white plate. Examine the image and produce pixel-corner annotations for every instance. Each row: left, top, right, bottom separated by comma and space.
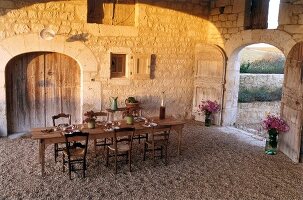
142, 124, 152, 128
142, 123, 157, 128
134, 117, 146, 122
150, 122, 157, 127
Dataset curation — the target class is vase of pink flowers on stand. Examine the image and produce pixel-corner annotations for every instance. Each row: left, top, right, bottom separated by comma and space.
197, 100, 221, 127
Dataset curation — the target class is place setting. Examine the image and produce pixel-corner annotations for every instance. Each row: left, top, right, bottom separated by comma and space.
104, 121, 121, 132
142, 118, 157, 128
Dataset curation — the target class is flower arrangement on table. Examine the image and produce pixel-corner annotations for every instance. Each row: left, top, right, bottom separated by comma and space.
125, 96, 140, 108
83, 110, 97, 123
84, 110, 98, 129
262, 114, 289, 155
197, 100, 221, 126
122, 107, 140, 125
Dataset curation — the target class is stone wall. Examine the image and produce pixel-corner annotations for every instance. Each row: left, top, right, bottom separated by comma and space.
236, 101, 281, 125
237, 74, 283, 129
0, 0, 303, 136
240, 74, 284, 90
0, 1, 220, 135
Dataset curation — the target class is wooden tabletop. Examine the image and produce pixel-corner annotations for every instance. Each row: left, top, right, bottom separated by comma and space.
105, 106, 143, 112
31, 117, 185, 140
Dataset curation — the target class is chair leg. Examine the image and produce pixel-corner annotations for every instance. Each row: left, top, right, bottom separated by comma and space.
115, 153, 118, 174
160, 146, 163, 159
93, 139, 97, 157
83, 159, 86, 178
165, 145, 168, 166
129, 150, 132, 172
104, 138, 107, 150
62, 153, 65, 172
106, 147, 109, 167
54, 144, 58, 162
143, 143, 146, 161
152, 144, 155, 164
68, 162, 72, 180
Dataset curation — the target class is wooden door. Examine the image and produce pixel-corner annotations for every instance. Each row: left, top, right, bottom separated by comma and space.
280, 42, 303, 163
6, 52, 81, 134
192, 44, 226, 125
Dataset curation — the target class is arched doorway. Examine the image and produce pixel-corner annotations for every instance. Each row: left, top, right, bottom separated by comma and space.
222, 29, 295, 126
193, 44, 226, 125
5, 52, 81, 134
236, 43, 285, 135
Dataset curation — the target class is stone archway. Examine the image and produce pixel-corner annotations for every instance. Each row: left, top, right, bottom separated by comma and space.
0, 33, 99, 136
221, 29, 296, 126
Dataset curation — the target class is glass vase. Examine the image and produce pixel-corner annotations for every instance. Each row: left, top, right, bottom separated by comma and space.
205, 112, 212, 127
265, 128, 278, 155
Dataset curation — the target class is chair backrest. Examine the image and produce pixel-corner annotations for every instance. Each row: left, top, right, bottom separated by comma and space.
94, 111, 108, 122
151, 125, 171, 140
113, 127, 135, 152
52, 113, 71, 126
64, 131, 89, 159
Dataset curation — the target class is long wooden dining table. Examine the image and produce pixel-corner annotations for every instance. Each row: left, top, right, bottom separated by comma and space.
31, 117, 185, 176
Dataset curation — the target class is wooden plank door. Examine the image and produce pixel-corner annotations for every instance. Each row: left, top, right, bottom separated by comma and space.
6, 53, 46, 133
192, 44, 226, 125
44, 53, 81, 126
280, 42, 303, 163
6, 52, 80, 134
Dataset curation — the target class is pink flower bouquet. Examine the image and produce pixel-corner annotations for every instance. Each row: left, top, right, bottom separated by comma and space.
262, 114, 289, 133
198, 100, 221, 115
83, 110, 97, 123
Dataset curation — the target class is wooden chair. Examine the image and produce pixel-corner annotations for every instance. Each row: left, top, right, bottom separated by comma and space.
93, 111, 113, 150
62, 131, 89, 180
143, 125, 171, 166
105, 127, 135, 174
52, 113, 71, 162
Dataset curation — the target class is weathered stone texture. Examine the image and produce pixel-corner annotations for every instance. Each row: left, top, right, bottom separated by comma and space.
0, 0, 303, 135
240, 74, 284, 91
0, 0, 216, 135
237, 101, 281, 125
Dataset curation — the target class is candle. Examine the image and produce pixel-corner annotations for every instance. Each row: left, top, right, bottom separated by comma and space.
161, 91, 165, 106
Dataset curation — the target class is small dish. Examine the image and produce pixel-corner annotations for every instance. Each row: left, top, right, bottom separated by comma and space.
150, 122, 157, 127
142, 124, 151, 128
134, 117, 146, 122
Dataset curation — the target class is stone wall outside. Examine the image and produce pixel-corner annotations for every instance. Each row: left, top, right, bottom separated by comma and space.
237, 101, 281, 125
240, 74, 284, 90
236, 74, 283, 135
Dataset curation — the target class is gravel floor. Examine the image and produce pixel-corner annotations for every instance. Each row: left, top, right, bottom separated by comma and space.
1, 121, 303, 200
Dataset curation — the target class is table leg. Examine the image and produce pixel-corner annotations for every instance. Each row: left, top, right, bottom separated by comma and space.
38, 140, 41, 164
93, 139, 97, 157
174, 125, 184, 156
39, 139, 46, 176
